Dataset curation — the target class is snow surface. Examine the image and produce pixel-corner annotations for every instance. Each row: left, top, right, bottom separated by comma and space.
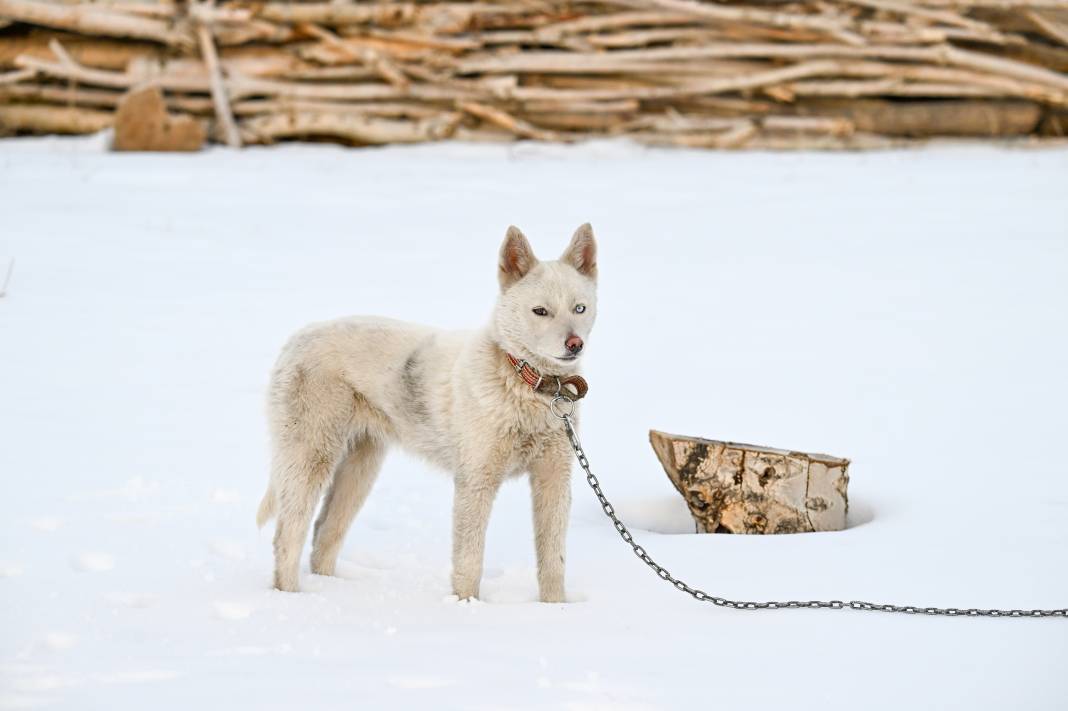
1, 136, 1067, 710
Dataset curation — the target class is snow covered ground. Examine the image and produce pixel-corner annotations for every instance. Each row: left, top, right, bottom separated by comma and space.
1, 136, 1067, 710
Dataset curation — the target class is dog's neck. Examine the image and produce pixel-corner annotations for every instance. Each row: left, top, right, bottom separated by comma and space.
504, 352, 589, 401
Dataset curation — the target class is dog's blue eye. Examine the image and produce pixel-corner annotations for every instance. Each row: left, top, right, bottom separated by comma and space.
532, 307, 548, 316
574, 304, 586, 314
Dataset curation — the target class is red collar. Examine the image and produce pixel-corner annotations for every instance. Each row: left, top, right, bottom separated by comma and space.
506, 353, 589, 401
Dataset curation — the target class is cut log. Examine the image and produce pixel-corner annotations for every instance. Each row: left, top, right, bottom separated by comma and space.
796, 98, 1043, 135
0, 103, 112, 134
0, 0, 193, 47
236, 109, 462, 145
649, 429, 849, 534
111, 85, 205, 152
0, 32, 164, 70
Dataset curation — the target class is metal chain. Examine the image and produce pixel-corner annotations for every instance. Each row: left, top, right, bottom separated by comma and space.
549, 397, 1067, 618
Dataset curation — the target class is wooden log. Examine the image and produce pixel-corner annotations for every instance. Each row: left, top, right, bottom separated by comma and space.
796, 98, 1043, 135
839, 0, 1003, 35
856, 19, 1023, 45
1026, 9, 1068, 45
501, 60, 872, 101
457, 99, 563, 140
999, 41, 1068, 73
251, 2, 518, 33
125, 52, 329, 83
781, 79, 1015, 99
0, 83, 455, 121
518, 111, 629, 130
524, 11, 701, 38
0, 83, 125, 108
453, 42, 1068, 99
718, 132, 907, 149
915, 0, 1068, 7
252, 2, 423, 27
649, 430, 849, 534
0, 0, 192, 47
211, 19, 296, 46
0, 103, 112, 135
237, 109, 462, 145
13, 53, 490, 101
0, 32, 164, 70
0, 67, 34, 84
1039, 109, 1068, 134
774, 62, 1068, 104
195, 18, 241, 147
300, 23, 411, 88
602, 0, 863, 42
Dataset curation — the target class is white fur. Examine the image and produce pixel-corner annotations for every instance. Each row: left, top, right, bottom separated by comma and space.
258, 225, 598, 602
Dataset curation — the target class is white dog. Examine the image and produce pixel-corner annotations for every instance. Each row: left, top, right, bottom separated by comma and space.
257, 225, 597, 602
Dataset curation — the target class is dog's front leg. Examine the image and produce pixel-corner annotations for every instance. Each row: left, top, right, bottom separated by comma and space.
530, 451, 571, 603
451, 468, 504, 600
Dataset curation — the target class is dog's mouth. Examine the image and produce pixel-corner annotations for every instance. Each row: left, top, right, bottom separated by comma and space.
554, 354, 580, 363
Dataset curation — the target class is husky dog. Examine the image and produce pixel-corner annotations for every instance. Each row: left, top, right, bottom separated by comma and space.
257, 225, 597, 602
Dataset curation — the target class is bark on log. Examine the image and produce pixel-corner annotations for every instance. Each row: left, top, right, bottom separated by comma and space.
0, 32, 164, 70
0, 103, 112, 134
0, 0, 192, 47
650, 430, 849, 534
797, 98, 1043, 135
237, 109, 462, 145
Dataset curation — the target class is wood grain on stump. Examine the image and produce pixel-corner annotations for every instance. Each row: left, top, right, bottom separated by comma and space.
650, 430, 849, 534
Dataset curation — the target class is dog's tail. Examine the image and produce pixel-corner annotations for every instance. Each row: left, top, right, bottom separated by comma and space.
256, 485, 277, 528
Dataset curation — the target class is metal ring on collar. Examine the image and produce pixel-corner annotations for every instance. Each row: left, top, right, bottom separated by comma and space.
550, 395, 575, 419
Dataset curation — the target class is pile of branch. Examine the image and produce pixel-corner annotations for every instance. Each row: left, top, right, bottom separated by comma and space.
2, 0, 1067, 149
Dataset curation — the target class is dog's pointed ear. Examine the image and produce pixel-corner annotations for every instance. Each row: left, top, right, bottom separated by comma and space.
499, 225, 537, 290
561, 223, 597, 279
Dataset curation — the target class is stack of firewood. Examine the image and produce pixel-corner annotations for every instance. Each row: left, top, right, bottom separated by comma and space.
1, 0, 1066, 149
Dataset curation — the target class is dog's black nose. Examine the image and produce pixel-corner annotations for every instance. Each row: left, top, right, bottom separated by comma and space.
566, 335, 583, 354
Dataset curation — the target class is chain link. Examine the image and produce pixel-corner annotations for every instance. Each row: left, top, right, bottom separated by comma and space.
552, 401, 1066, 618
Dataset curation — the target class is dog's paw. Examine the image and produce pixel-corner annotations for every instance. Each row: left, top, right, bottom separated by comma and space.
450, 578, 480, 601
272, 576, 301, 593
538, 577, 567, 603
309, 560, 336, 577
538, 587, 568, 604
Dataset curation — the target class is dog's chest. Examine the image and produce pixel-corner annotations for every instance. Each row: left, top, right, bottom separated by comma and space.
471, 388, 574, 476
499, 415, 561, 475
513, 429, 549, 461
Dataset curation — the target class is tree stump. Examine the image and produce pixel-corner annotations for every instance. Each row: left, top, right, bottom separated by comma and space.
112, 85, 205, 152
649, 430, 849, 534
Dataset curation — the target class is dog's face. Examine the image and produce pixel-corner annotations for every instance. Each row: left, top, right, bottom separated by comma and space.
494, 224, 597, 374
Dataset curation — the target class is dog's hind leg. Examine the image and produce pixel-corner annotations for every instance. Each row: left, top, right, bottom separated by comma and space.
270, 439, 341, 592
310, 436, 386, 577
267, 357, 369, 592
